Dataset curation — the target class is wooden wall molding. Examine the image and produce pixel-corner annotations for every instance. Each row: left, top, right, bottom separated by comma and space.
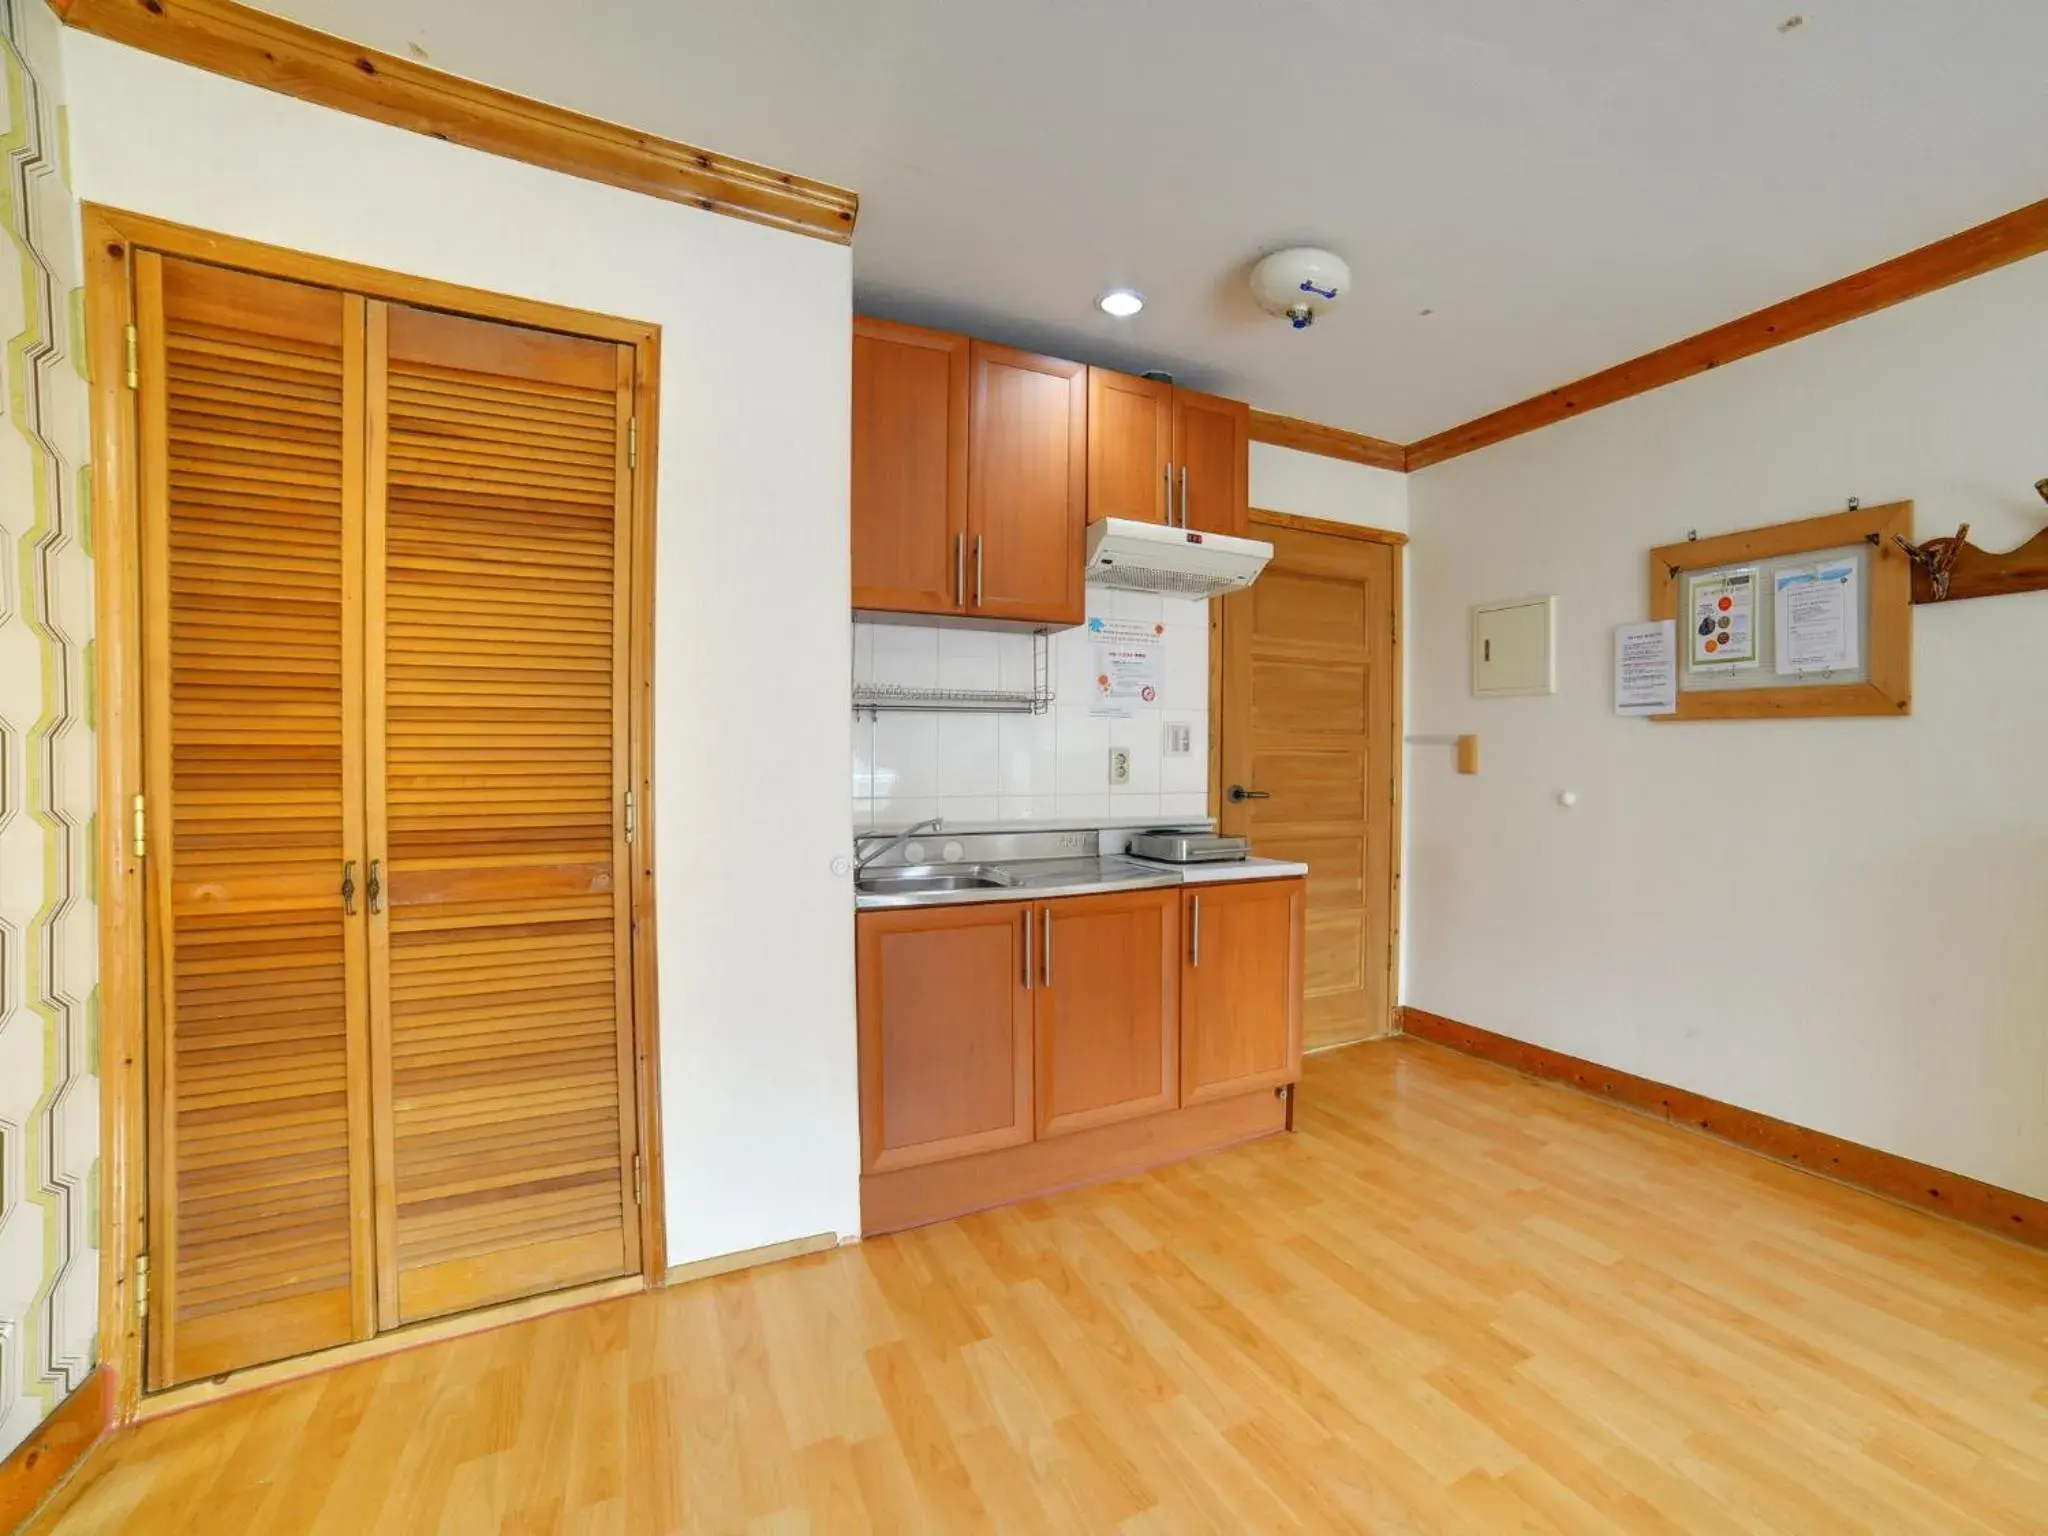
1406, 197, 2048, 469
1248, 508, 1407, 546
1400, 1008, 2047, 1250
53, 0, 859, 244
1248, 409, 1405, 473
0, 1367, 111, 1532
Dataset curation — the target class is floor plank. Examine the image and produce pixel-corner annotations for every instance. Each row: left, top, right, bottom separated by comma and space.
33, 1039, 2048, 1534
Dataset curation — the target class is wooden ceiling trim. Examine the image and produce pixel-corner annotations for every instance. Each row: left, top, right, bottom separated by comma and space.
1248, 409, 1406, 473
1406, 196, 2048, 470
54, 0, 860, 244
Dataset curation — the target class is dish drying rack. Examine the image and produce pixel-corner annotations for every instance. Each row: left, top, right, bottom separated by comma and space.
853, 630, 1055, 717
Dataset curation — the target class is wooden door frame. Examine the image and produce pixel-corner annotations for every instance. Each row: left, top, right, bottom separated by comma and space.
1208, 509, 1407, 1042
83, 205, 668, 1422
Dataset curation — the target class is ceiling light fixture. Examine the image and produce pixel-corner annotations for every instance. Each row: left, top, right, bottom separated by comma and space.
1097, 289, 1144, 319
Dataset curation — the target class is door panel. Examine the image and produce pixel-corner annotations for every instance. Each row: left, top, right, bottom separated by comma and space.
852, 318, 968, 614
1181, 881, 1304, 1105
1171, 388, 1249, 537
1034, 890, 1179, 1138
1086, 367, 1171, 525
139, 253, 375, 1386
857, 906, 1035, 1172
1219, 524, 1399, 1048
367, 302, 639, 1324
968, 342, 1087, 625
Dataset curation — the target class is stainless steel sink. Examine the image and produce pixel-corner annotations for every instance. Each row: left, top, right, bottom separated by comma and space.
854, 865, 1010, 897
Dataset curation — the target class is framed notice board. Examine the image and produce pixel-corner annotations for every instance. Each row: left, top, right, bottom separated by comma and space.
1648, 501, 1913, 721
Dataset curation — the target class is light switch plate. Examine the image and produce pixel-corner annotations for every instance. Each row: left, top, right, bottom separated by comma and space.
1471, 596, 1558, 697
1162, 721, 1193, 757
1108, 746, 1132, 785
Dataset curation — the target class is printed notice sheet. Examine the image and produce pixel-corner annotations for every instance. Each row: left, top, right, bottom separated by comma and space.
1087, 616, 1165, 717
1615, 620, 1677, 716
1775, 560, 1859, 675
1688, 568, 1758, 669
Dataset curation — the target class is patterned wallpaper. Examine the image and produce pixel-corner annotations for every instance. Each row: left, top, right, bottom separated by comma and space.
0, 0, 98, 1462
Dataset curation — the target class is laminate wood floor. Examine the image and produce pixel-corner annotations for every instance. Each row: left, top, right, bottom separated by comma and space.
36, 1038, 2048, 1534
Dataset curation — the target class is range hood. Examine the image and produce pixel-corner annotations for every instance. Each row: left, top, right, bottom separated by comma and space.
1084, 518, 1273, 599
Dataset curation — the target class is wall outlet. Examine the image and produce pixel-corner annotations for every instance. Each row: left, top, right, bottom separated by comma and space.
1162, 720, 1193, 757
1108, 746, 1132, 785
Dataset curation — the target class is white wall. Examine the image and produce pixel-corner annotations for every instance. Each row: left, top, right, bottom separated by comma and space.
1406, 254, 2048, 1200
1250, 442, 1408, 532
853, 594, 1211, 830
63, 36, 862, 1263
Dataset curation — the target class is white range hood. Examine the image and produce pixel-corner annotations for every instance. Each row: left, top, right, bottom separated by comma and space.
1084, 518, 1273, 600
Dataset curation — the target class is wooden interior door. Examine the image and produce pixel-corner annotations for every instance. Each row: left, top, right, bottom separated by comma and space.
1180, 880, 1304, 1105
852, 317, 968, 615
856, 905, 1035, 1172
1086, 366, 1171, 525
366, 302, 640, 1325
1217, 522, 1399, 1049
1033, 889, 1179, 1137
1172, 388, 1249, 537
137, 253, 376, 1387
967, 341, 1087, 625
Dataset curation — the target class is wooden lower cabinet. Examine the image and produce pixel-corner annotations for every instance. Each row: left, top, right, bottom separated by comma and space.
856, 902, 1034, 1173
1180, 879, 1305, 1105
858, 878, 1305, 1233
1035, 888, 1179, 1137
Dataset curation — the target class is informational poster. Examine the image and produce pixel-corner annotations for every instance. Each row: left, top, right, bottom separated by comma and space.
1614, 619, 1677, 716
1688, 568, 1757, 669
1775, 560, 1859, 675
1087, 616, 1165, 717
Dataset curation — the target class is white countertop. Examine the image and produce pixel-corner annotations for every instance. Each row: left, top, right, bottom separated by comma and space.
1128, 856, 1309, 884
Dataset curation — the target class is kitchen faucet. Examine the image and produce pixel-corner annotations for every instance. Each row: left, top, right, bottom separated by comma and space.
853, 817, 944, 873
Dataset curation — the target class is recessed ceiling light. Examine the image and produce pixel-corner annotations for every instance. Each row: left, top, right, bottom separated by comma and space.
1097, 289, 1144, 319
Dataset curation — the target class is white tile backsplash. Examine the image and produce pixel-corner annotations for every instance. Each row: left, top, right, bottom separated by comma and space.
853, 594, 1213, 829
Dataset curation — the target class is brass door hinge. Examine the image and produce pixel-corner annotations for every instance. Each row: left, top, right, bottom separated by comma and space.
623, 789, 636, 845
135, 1254, 150, 1322
131, 793, 146, 859
627, 417, 638, 470
632, 1154, 644, 1207
125, 323, 139, 390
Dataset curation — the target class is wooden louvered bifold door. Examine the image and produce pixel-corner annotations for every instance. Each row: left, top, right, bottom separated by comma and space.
137, 253, 375, 1388
365, 302, 640, 1325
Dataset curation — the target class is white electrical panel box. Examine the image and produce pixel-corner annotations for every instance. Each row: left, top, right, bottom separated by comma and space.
1471, 596, 1558, 697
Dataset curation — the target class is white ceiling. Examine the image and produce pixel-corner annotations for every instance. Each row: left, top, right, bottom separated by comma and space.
254, 0, 2048, 443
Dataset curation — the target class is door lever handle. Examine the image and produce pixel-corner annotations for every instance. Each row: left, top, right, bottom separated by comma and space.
1227, 785, 1271, 802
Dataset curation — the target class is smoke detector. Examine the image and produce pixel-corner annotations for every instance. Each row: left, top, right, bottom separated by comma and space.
1250, 247, 1351, 330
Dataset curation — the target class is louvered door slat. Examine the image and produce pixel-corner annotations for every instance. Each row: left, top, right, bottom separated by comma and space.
367, 302, 639, 1325
139, 254, 375, 1388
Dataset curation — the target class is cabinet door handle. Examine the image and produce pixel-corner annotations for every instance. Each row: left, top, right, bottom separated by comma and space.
1163, 460, 1174, 525
1042, 906, 1053, 987
341, 859, 357, 917
1190, 894, 1201, 967
955, 532, 965, 607
367, 858, 383, 915
1180, 464, 1189, 530
974, 535, 984, 607
1022, 908, 1033, 989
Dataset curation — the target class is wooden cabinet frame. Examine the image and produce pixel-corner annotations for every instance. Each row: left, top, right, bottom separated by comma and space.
84, 206, 667, 1423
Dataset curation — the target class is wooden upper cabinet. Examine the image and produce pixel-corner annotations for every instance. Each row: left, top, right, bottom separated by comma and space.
1180, 879, 1304, 1106
1086, 367, 1172, 525
857, 904, 1034, 1173
1033, 888, 1179, 1138
968, 341, 1087, 626
1173, 388, 1250, 538
852, 318, 969, 615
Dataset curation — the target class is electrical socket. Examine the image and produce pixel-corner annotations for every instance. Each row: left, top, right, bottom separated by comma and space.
1108, 746, 1132, 786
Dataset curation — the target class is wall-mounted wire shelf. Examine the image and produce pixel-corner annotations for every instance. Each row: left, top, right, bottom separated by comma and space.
853, 629, 1055, 717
